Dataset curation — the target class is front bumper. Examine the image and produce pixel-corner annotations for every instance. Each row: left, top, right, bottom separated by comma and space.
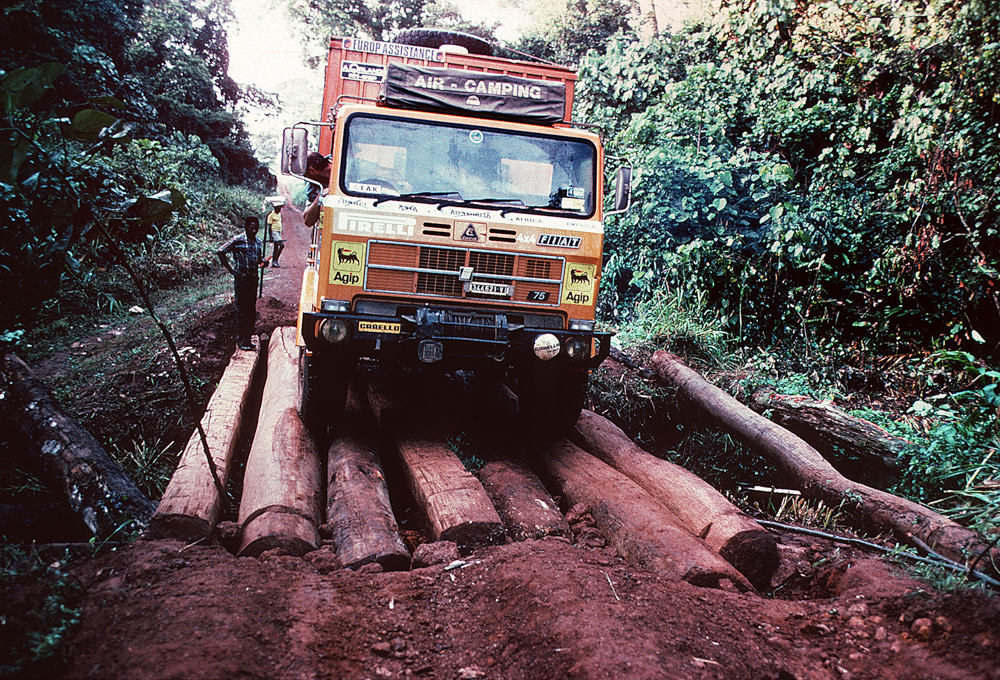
301, 308, 611, 370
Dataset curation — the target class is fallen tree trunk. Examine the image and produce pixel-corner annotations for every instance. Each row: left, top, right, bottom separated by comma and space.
148, 341, 262, 541
651, 351, 1000, 577
365, 381, 507, 552
326, 387, 411, 571
538, 438, 754, 592
477, 459, 571, 541
238, 327, 322, 557
571, 410, 778, 591
749, 387, 906, 484
0, 353, 156, 539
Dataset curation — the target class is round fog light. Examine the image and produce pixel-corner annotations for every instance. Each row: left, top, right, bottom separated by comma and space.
565, 337, 590, 361
319, 318, 348, 344
533, 333, 560, 360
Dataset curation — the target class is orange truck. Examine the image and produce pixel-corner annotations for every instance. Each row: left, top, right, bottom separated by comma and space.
281, 30, 631, 433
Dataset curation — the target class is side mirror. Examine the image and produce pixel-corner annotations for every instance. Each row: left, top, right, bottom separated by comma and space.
281, 127, 309, 176
606, 165, 632, 216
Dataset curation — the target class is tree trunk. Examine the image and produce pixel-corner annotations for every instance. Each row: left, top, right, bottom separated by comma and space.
651, 351, 1000, 577
749, 388, 906, 486
325, 387, 411, 571
538, 438, 754, 592
365, 381, 507, 552
636, 0, 660, 43
0, 353, 156, 539
477, 459, 572, 541
238, 327, 322, 557
148, 340, 262, 541
571, 410, 778, 591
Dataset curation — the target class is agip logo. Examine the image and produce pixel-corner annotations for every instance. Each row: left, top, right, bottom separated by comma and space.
562, 263, 596, 306
329, 241, 364, 286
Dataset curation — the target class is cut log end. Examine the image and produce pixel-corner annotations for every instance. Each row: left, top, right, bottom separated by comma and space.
144, 514, 213, 543
439, 521, 508, 554
718, 529, 781, 592
239, 511, 319, 558
346, 551, 412, 573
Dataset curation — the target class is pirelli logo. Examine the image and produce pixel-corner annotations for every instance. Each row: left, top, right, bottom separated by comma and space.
358, 321, 401, 334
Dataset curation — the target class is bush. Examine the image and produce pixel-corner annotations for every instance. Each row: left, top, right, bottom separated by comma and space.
586, 0, 1000, 361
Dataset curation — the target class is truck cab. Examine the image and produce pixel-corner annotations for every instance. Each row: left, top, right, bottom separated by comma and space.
283, 34, 630, 435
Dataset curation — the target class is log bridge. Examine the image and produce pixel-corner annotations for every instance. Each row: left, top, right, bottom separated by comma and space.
143, 328, 999, 588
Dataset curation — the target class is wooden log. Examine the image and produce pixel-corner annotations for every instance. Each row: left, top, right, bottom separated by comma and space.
651, 350, 1000, 577
0, 353, 157, 539
326, 387, 411, 571
571, 410, 778, 591
477, 459, 572, 541
238, 327, 322, 557
365, 381, 507, 552
538, 438, 754, 592
749, 387, 906, 482
148, 337, 262, 541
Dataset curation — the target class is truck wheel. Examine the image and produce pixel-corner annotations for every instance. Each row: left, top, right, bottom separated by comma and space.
298, 349, 349, 440
515, 367, 588, 436
393, 28, 494, 56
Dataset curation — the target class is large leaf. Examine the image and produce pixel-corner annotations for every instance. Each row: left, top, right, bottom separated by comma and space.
67, 109, 120, 143
0, 63, 65, 112
122, 189, 186, 226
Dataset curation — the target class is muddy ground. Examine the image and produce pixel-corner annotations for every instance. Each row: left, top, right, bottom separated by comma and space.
4, 194, 1000, 680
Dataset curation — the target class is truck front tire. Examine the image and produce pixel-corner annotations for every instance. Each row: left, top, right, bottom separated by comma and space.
514, 365, 588, 436
298, 349, 349, 441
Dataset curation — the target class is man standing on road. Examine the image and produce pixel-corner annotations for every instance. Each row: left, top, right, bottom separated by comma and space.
303, 152, 331, 228
217, 216, 270, 351
266, 202, 285, 267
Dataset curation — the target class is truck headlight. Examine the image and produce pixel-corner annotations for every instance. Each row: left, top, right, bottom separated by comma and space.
319, 318, 349, 344
533, 333, 560, 360
569, 318, 594, 332
565, 337, 590, 361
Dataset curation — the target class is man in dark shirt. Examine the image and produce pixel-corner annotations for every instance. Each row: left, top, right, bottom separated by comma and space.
303, 152, 331, 228
217, 216, 269, 350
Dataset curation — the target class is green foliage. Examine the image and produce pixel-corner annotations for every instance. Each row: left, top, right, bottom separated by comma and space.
0, 0, 143, 107
1, 65, 144, 334
285, 0, 499, 68
126, 0, 272, 186
895, 352, 1000, 533
112, 437, 178, 499
586, 0, 1000, 361
613, 287, 730, 364
0, 546, 84, 677
447, 432, 485, 471
0, 0, 273, 189
507, 0, 637, 66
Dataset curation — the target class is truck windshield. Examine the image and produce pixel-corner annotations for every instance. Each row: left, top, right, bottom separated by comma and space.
341, 113, 596, 217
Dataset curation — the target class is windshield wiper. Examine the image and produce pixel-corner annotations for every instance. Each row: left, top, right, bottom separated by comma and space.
373, 190, 463, 207
500, 205, 556, 217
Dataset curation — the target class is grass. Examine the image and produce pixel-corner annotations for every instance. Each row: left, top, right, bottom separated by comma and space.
0, 545, 85, 677
112, 437, 178, 499
611, 288, 731, 367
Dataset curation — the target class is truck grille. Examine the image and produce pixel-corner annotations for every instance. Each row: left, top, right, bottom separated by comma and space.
365, 241, 563, 305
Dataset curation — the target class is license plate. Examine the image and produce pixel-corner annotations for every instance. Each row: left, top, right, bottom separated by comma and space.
465, 281, 511, 296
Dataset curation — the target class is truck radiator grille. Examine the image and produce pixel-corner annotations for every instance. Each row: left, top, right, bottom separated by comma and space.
365, 241, 564, 306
